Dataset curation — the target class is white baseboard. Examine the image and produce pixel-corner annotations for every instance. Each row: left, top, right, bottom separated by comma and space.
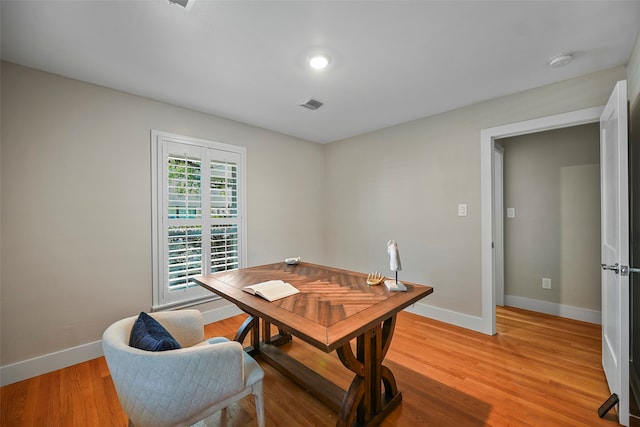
504, 295, 601, 324
405, 301, 484, 333
0, 340, 104, 387
0, 303, 244, 387
201, 304, 243, 324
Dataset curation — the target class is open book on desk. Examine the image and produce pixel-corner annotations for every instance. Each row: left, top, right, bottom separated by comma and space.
242, 280, 300, 302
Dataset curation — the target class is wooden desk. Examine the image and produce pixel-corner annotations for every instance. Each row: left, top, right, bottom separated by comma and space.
194, 262, 433, 426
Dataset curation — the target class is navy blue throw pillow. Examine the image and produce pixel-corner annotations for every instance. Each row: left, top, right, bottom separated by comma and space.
129, 312, 182, 352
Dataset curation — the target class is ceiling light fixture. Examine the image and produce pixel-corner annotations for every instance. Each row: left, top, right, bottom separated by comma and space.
309, 55, 329, 70
547, 53, 574, 68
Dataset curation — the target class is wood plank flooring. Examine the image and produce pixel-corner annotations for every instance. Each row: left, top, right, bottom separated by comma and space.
1, 307, 620, 426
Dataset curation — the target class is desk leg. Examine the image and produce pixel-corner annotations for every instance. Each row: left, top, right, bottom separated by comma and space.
234, 315, 256, 343
336, 316, 400, 427
233, 315, 293, 356
233, 315, 260, 355
262, 319, 293, 347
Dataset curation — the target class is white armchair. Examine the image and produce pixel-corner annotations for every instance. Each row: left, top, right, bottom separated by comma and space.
102, 309, 265, 427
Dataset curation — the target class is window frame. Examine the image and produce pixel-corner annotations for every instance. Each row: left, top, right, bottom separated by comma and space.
151, 130, 247, 310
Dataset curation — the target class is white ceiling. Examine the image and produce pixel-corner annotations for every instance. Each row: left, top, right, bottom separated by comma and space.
2, 0, 640, 143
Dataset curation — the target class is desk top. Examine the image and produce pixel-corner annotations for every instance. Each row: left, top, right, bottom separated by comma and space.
194, 262, 433, 352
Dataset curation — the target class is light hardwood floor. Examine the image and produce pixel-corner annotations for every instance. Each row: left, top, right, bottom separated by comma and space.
1, 306, 620, 426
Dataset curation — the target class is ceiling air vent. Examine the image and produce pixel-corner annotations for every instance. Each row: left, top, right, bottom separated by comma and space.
168, 0, 194, 10
298, 97, 324, 111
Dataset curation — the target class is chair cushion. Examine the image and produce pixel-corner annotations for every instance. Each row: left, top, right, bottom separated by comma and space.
129, 312, 182, 351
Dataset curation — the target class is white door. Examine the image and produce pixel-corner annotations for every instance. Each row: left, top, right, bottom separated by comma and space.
600, 80, 629, 426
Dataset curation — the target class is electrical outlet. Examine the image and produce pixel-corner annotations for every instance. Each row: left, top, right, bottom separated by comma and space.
542, 278, 551, 289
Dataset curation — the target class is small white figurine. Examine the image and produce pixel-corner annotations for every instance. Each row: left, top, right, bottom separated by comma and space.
385, 240, 407, 291
387, 240, 402, 272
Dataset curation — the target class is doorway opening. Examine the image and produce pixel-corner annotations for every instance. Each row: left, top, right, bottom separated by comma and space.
494, 124, 601, 321
480, 106, 604, 335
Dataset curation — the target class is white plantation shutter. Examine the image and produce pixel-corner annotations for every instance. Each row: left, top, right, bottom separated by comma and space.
168, 154, 202, 219
210, 160, 238, 218
210, 160, 240, 273
152, 131, 246, 309
168, 225, 202, 290
211, 224, 239, 272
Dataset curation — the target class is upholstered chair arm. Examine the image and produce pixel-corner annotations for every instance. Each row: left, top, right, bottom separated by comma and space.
103, 339, 244, 427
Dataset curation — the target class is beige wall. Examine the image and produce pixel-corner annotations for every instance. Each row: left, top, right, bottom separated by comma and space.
0, 62, 326, 366
324, 66, 625, 317
628, 30, 640, 104
500, 124, 600, 311
0, 59, 631, 372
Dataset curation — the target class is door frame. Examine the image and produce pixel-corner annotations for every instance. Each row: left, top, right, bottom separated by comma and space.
480, 106, 604, 335
494, 145, 505, 306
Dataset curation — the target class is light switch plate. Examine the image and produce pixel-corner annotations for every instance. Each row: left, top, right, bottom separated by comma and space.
458, 204, 468, 217
507, 208, 515, 218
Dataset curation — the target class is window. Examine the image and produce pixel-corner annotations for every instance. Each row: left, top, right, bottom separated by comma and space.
151, 131, 246, 310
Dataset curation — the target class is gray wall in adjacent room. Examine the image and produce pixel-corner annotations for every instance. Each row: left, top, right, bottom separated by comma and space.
500, 123, 601, 311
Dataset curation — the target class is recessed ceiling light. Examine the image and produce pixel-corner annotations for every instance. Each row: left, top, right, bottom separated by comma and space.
548, 53, 574, 68
309, 55, 330, 70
